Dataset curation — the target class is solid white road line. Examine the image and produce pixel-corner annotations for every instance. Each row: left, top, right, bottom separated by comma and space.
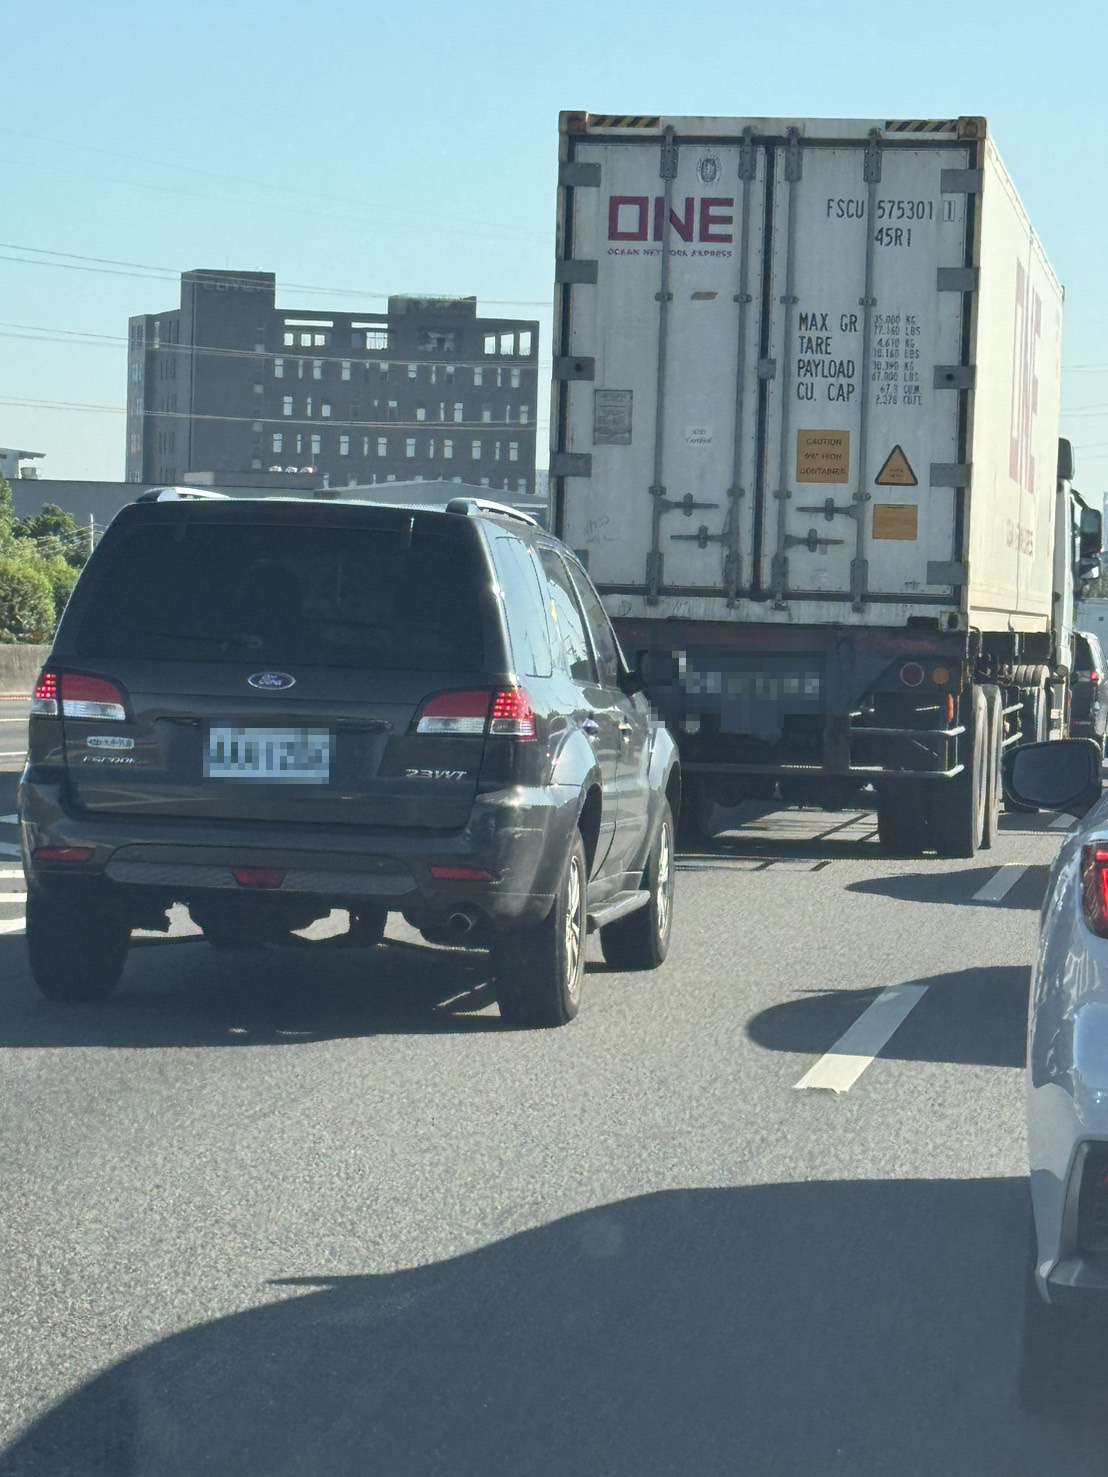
0, 751, 25, 758
973, 864, 1028, 903
0, 869, 22, 879
0, 893, 28, 904
794, 983, 930, 1094
0, 917, 25, 934
1050, 812, 1074, 830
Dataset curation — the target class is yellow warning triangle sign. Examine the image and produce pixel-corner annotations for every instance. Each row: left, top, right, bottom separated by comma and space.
875, 445, 918, 487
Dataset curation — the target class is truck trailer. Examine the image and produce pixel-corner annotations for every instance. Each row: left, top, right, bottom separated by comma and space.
551, 112, 1102, 857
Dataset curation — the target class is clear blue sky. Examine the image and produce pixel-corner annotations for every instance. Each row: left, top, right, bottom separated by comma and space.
4, 0, 1107, 495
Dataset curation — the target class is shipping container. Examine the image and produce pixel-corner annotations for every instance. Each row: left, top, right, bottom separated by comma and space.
552, 114, 1101, 857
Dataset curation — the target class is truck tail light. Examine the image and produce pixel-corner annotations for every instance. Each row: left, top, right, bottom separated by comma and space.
1081, 846, 1108, 938
415, 688, 535, 740
231, 867, 284, 889
34, 671, 128, 721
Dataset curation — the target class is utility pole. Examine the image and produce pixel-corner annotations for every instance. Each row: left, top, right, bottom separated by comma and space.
88, 514, 95, 557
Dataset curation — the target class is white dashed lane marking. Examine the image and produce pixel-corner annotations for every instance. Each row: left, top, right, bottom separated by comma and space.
973, 865, 1028, 902
793, 983, 930, 1094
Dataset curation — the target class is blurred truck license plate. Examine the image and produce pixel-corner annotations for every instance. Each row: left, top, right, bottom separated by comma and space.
206, 726, 331, 783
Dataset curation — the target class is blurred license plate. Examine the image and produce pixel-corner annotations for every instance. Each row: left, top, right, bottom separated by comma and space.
206, 726, 331, 783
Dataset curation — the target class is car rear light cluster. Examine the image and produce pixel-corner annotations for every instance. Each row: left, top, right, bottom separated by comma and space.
1081, 846, 1108, 938
415, 688, 535, 741
32, 670, 127, 722
1077, 1143, 1108, 1253
32, 846, 93, 864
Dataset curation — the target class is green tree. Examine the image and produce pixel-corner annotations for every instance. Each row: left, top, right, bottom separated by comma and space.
14, 503, 87, 569
38, 552, 80, 623
0, 555, 55, 643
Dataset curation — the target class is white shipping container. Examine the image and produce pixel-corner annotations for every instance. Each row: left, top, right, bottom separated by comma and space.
552, 114, 1063, 636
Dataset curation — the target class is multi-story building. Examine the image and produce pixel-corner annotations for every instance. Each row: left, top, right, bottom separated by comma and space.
126, 272, 540, 495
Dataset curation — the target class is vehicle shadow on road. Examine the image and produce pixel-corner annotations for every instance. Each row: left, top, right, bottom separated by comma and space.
746, 965, 1030, 1069
846, 864, 1050, 909
3, 1178, 1106, 1477
0, 932, 507, 1049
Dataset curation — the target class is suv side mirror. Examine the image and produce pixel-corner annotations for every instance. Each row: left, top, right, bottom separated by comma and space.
1008, 738, 1103, 817
620, 650, 648, 698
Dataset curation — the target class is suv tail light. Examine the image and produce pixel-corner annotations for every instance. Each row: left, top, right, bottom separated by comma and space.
415, 688, 535, 741
1082, 846, 1108, 938
31, 671, 127, 722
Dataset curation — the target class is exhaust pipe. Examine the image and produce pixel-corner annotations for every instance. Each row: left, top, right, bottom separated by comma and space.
447, 910, 476, 936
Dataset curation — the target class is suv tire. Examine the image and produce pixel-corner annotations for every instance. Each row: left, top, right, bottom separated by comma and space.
601, 802, 674, 971
495, 832, 587, 1028
27, 890, 129, 1002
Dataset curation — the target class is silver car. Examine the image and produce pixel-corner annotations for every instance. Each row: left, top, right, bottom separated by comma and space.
1013, 737, 1108, 1404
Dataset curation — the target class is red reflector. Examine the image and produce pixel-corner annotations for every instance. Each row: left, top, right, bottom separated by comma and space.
430, 865, 493, 881
33, 846, 93, 864
1093, 672, 1101, 684
899, 662, 925, 688
231, 867, 285, 889
416, 689, 491, 735
489, 687, 536, 739
1082, 846, 1108, 938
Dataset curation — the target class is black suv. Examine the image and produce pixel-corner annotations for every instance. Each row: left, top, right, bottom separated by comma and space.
19, 495, 680, 1027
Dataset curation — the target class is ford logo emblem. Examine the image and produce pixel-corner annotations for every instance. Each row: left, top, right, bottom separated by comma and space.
247, 671, 296, 691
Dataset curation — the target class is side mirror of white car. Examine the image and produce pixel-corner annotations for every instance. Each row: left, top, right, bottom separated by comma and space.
1008, 738, 1103, 817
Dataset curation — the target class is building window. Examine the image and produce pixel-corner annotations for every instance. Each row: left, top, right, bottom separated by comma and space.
510, 367, 521, 389
429, 365, 438, 386
388, 400, 399, 419
295, 433, 304, 454
496, 367, 504, 389
427, 438, 436, 458
321, 401, 332, 418
339, 434, 350, 456
253, 382, 264, 396
379, 361, 390, 377
471, 440, 482, 460
283, 331, 295, 347
517, 478, 527, 492
306, 397, 313, 417
509, 441, 520, 462
282, 396, 294, 416
274, 358, 285, 379
438, 402, 446, 421
386, 474, 397, 482
519, 330, 533, 355
480, 477, 491, 488
483, 334, 496, 355
377, 436, 388, 456
445, 364, 455, 382
520, 405, 530, 425
311, 433, 322, 455
504, 406, 513, 423
495, 441, 502, 461
407, 363, 418, 382
443, 438, 454, 460
363, 329, 389, 350
272, 433, 283, 452
418, 328, 457, 352
299, 332, 313, 347
415, 406, 427, 422
362, 435, 370, 456
341, 361, 351, 381
311, 359, 322, 380
453, 402, 464, 422
500, 333, 514, 355
405, 437, 416, 459
481, 405, 492, 424
473, 367, 483, 387
314, 332, 328, 347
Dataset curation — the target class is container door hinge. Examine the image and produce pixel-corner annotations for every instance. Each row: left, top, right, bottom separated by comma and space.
784, 529, 846, 553
645, 551, 664, 604
850, 558, 868, 609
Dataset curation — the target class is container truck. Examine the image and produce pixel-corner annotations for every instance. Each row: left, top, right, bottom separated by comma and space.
551, 112, 1102, 857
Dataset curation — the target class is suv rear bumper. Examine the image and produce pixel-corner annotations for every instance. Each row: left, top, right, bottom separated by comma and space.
18, 772, 580, 929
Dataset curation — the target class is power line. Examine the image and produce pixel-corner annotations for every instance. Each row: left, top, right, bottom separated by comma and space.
0, 322, 552, 376
0, 243, 551, 309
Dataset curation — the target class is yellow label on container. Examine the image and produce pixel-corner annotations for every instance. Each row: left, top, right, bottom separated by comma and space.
873, 503, 919, 540
796, 430, 850, 484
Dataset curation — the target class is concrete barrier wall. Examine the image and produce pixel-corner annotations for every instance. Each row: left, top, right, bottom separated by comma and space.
0, 644, 49, 695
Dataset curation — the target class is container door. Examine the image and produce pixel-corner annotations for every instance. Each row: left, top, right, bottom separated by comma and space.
558, 130, 769, 603
757, 133, 972, 610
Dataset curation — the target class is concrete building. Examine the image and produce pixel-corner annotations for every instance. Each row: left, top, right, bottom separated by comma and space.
0, 448, 44, 484
126, 272, 540, 496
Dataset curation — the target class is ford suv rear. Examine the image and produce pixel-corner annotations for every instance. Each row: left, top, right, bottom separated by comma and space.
19, 495, 680, 1026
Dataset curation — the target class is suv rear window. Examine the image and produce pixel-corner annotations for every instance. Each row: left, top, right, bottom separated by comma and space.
70, 519, 488, 670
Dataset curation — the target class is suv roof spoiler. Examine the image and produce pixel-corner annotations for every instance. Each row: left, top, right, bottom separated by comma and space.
134, 488, 232, 504
445, 496, 539, 529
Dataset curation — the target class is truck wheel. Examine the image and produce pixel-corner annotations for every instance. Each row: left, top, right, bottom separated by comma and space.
930, 684, 987, 859
601, 803, 674, 971
1005, 683, 1049, 814
494, 833, 587, 1028
980, 684, 1003, 849
876, 783, 929, 855
26, 889, 130, 1002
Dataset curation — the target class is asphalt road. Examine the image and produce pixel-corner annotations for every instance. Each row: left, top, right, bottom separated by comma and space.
1, 703, 1105, 1473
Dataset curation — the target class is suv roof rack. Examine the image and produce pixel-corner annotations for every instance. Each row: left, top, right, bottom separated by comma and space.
445, 496, 539, 529
134, 487, 232, 504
